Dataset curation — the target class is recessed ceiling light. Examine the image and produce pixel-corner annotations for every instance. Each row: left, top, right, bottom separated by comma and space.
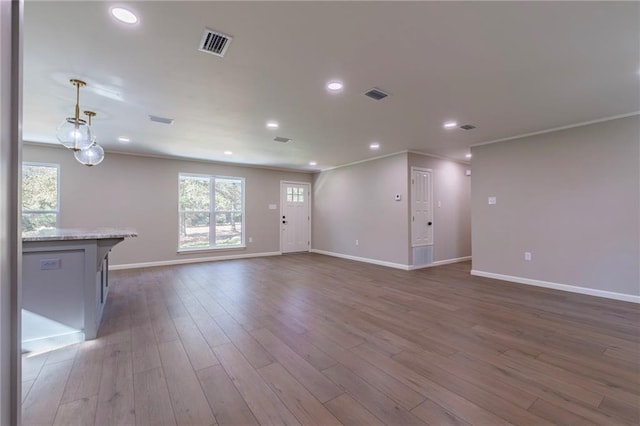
369, 142, 380, 150
117, 137, 130, 143
110, 7, 138, 24
443, 121, 458, 129
224, 150, 233, 155
326, 80, 344, 92
266, 121, 279, 129
465, 153, 472, 159
309, 161, 317, 166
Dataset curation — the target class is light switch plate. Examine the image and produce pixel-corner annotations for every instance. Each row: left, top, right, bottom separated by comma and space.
488, 196, 497, 205
268, 204, 277, 210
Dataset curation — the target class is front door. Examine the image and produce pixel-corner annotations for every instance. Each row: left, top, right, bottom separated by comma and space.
281, 182, 310, 253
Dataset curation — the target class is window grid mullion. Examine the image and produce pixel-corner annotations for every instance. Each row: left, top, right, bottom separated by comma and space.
23, 210, 59, 214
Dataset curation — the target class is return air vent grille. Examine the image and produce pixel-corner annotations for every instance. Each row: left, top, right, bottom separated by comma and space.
273, 136, 292, 143
198, 29, 232, 57
364, 88, 389, 101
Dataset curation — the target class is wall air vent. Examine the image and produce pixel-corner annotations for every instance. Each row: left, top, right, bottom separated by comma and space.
460, 124, 476, 130
364, 88, 389, 101
198, 28, 232, 57
149, 115, 174, 125
273, 136, 292, 143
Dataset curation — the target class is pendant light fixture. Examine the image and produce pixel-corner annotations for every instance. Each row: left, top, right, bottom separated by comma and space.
56, 79, 94, 151
74, 111, 105, 167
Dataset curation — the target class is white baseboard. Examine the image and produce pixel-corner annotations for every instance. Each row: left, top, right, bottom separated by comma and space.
109, 251, 282, 271
471, 270, 640, 304
310, 249, 410, 270
409, 256, 472, 270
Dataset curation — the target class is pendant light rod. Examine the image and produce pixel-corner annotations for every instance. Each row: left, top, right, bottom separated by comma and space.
84, 110, 96, 126
70, 79, 86, 127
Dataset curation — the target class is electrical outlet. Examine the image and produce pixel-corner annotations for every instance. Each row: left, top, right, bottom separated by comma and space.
488, 196, 497, 205
40, 259, 61, 270
248, 237, 253, 243
524, 252, 532, 261
355, 240, 359, 246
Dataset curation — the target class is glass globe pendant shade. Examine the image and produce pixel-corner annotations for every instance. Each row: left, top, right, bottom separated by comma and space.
74, 142, 104, 167
57, 117, 94, 151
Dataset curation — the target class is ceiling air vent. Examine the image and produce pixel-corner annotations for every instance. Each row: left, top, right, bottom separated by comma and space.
198, 28, 232, 57
364, 88, 389, 101
273, 136, 292, 143
149, 115, 174, 125
460, 124, 476, 130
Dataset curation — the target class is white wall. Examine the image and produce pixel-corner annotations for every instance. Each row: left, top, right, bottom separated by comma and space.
312, 152, 472, 268
471, 115, 640, 299
23, 144, 312, 267
313, 153, 410, 266
408, 153, 471, 263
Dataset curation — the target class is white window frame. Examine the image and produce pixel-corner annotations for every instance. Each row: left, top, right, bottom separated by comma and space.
22, 162, 60, 230
178, 172, 246, 252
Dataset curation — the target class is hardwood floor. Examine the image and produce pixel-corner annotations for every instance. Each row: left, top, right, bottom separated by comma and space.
21, 254, 639, 425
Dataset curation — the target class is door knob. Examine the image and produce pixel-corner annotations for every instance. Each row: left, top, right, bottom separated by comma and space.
428, 222, 433, 226
282, 220, 287, 224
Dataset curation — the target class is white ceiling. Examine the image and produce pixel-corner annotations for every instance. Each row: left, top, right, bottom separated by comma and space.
23, 1, 640, 171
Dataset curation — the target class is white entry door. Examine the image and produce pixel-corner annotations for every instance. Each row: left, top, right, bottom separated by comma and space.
411, 168, 433, 246
281, 182, 310, 253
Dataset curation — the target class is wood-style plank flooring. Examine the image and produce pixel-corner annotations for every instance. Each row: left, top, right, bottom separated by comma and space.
22, 254, 640, 425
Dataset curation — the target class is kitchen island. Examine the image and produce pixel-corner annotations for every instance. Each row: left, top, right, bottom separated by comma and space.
22, 228, 137, 351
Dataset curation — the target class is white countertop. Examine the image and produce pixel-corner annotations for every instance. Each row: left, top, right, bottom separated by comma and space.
23, 227, 138, 242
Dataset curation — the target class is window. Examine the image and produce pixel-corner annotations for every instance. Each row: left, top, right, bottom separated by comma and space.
286, 186, 305, 203
22, 163, 60, 232
178, 174, 244, 250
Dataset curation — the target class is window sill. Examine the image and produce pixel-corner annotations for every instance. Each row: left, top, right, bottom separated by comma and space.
177, 245, 246, 255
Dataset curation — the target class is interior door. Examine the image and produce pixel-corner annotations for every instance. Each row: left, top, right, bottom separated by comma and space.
281, 182, 310, 253
411, 168, 433, 246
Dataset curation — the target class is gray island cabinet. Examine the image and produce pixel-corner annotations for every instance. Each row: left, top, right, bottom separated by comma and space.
21, 228, 137, 351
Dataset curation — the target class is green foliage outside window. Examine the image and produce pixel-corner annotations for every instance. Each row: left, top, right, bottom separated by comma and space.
22, 164, 59, 232
179, 174, 244, 249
